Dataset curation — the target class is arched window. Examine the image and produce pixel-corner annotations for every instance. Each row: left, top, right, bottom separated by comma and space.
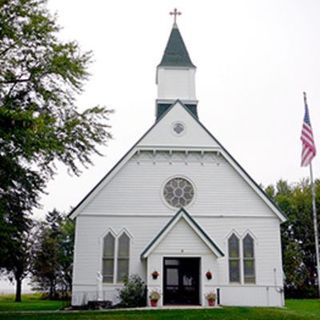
117, 233, 130, 282
102, 233, 115, 283
228, 234, 240, 283
243, 234, 255, 283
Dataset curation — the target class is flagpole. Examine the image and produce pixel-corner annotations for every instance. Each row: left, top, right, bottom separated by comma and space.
309, 162, 320, 297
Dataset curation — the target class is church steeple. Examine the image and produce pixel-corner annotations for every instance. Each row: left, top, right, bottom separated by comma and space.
156, 10, 198, 120
158, 23, 195, 68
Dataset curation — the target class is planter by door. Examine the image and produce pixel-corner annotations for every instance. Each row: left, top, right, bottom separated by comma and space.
150, 300, 158, 307
208, 299, 215, 306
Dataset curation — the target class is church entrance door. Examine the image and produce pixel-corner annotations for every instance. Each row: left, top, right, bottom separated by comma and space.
163, 257, 200, 305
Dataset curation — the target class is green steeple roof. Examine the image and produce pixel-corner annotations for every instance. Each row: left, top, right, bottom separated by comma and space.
158, 23, 195, 68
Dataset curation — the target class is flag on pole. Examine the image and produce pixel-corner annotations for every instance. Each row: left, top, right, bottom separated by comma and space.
300, 92, 316, 167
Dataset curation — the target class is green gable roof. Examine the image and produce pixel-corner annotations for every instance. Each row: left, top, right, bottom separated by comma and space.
158, 23, 196, 68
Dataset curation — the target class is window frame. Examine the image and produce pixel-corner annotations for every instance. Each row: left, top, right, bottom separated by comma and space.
101, 229, 131, 284
242, 233, 256, 284
102, 231, 116, 284
116, 232, 130, 283
227, 231, 256, 285
228, 233, 241, 283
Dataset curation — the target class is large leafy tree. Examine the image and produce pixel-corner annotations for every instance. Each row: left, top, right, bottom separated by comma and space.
266, 179, 320, 297
0, 0, 112, 300
31, 210, 74, 299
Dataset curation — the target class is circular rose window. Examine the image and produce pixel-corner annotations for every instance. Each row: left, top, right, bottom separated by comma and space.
163, 177, 194, 208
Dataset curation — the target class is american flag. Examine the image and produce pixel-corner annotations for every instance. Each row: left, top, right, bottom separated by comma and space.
301, 92, 316, 167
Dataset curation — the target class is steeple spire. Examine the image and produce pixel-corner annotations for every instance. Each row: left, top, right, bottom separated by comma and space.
155, 13, 198, 120
158, 11, 195, 68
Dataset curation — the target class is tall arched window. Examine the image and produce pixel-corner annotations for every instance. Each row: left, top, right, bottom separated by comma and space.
243, 234, 255, 283
228, 234, 240, 283
117, 233, 130, 282
102, 233, 115, 283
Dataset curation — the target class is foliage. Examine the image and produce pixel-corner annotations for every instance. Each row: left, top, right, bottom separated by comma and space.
118, 275, 146, 308
0, 0, 112, 301
204, 292, 216, 301
148, 290, 160, 301
266, 179, 320, 298
30, 210, 74, 299
0, 215, 34, 302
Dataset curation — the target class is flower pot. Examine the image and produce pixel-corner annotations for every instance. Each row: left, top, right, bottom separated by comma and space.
150, 299, 158, 307
208, 299, 215, 306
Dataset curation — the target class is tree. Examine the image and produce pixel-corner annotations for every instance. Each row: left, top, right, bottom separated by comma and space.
31, 210, 74, 298
266, 179, 320, 297
4, 217, 33, 302
0, 0, 112, 301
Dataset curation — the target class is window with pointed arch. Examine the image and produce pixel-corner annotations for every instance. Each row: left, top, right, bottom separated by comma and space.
102, 232, 115, 283
243, 234, 255, 283
228, 234, 240, 283
102, 232, 130, 283
117, 233, 130, 282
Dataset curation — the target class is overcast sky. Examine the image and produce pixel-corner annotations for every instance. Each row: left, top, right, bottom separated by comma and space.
36, 0, 320, 218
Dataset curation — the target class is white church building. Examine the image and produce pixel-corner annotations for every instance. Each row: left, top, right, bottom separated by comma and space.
70, 18, 286, 307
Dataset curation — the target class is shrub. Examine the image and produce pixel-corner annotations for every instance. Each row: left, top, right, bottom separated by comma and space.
118, 274, 146, 307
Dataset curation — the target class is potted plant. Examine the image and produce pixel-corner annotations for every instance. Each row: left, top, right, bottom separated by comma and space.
205, 271, 212, 280
149, 290, 161, 307
205, 292, 216, 306
151, 270, 159, 279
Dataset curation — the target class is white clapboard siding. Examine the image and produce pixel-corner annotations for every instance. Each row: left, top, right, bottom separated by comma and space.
72, 100, 284, 306
72, 214, 283, 306
73, 215, 282, 286
153, 218, 211, 255
139, 101, 219, 148
82, 157, 276, 219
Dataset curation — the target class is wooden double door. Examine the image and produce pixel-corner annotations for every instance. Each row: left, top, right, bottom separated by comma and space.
163, 257, 200, 305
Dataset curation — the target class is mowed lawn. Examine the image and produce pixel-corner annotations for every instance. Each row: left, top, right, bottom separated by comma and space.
0, 295, 319, 320
0, 294, 67, 311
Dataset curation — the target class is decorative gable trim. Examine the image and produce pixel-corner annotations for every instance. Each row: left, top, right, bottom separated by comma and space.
69, 100, 192, 219
174, 102, 287, 223
69, 99, 286, 223
140, 208, 224, 259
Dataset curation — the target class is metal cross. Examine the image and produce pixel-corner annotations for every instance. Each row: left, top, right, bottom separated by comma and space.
170, 8, 181, 24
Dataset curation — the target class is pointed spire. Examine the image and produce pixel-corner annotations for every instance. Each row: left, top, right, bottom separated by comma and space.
158, 22, 195, 68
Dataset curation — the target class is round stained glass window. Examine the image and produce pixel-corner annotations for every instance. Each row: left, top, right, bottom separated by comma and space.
163, 177, 194, 208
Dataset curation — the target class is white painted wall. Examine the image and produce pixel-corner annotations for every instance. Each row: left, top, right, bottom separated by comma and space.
71, 102, 284, 307
82, 154, 276, 218
146, 218, 219, 307
157, 68, 196, 101
139, 102, 218, 148
72, 214, 284, 306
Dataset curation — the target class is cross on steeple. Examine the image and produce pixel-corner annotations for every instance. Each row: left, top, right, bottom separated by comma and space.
170, 8, 181, 24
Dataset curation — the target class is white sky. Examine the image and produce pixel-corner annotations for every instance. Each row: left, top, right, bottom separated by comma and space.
37, 0, 320, 217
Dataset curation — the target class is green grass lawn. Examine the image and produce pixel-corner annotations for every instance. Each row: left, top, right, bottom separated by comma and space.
0, 295, 319, 320
0, 293, 67, 311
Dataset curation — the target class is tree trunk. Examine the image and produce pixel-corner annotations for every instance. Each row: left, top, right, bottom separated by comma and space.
15, 277, 22, 302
